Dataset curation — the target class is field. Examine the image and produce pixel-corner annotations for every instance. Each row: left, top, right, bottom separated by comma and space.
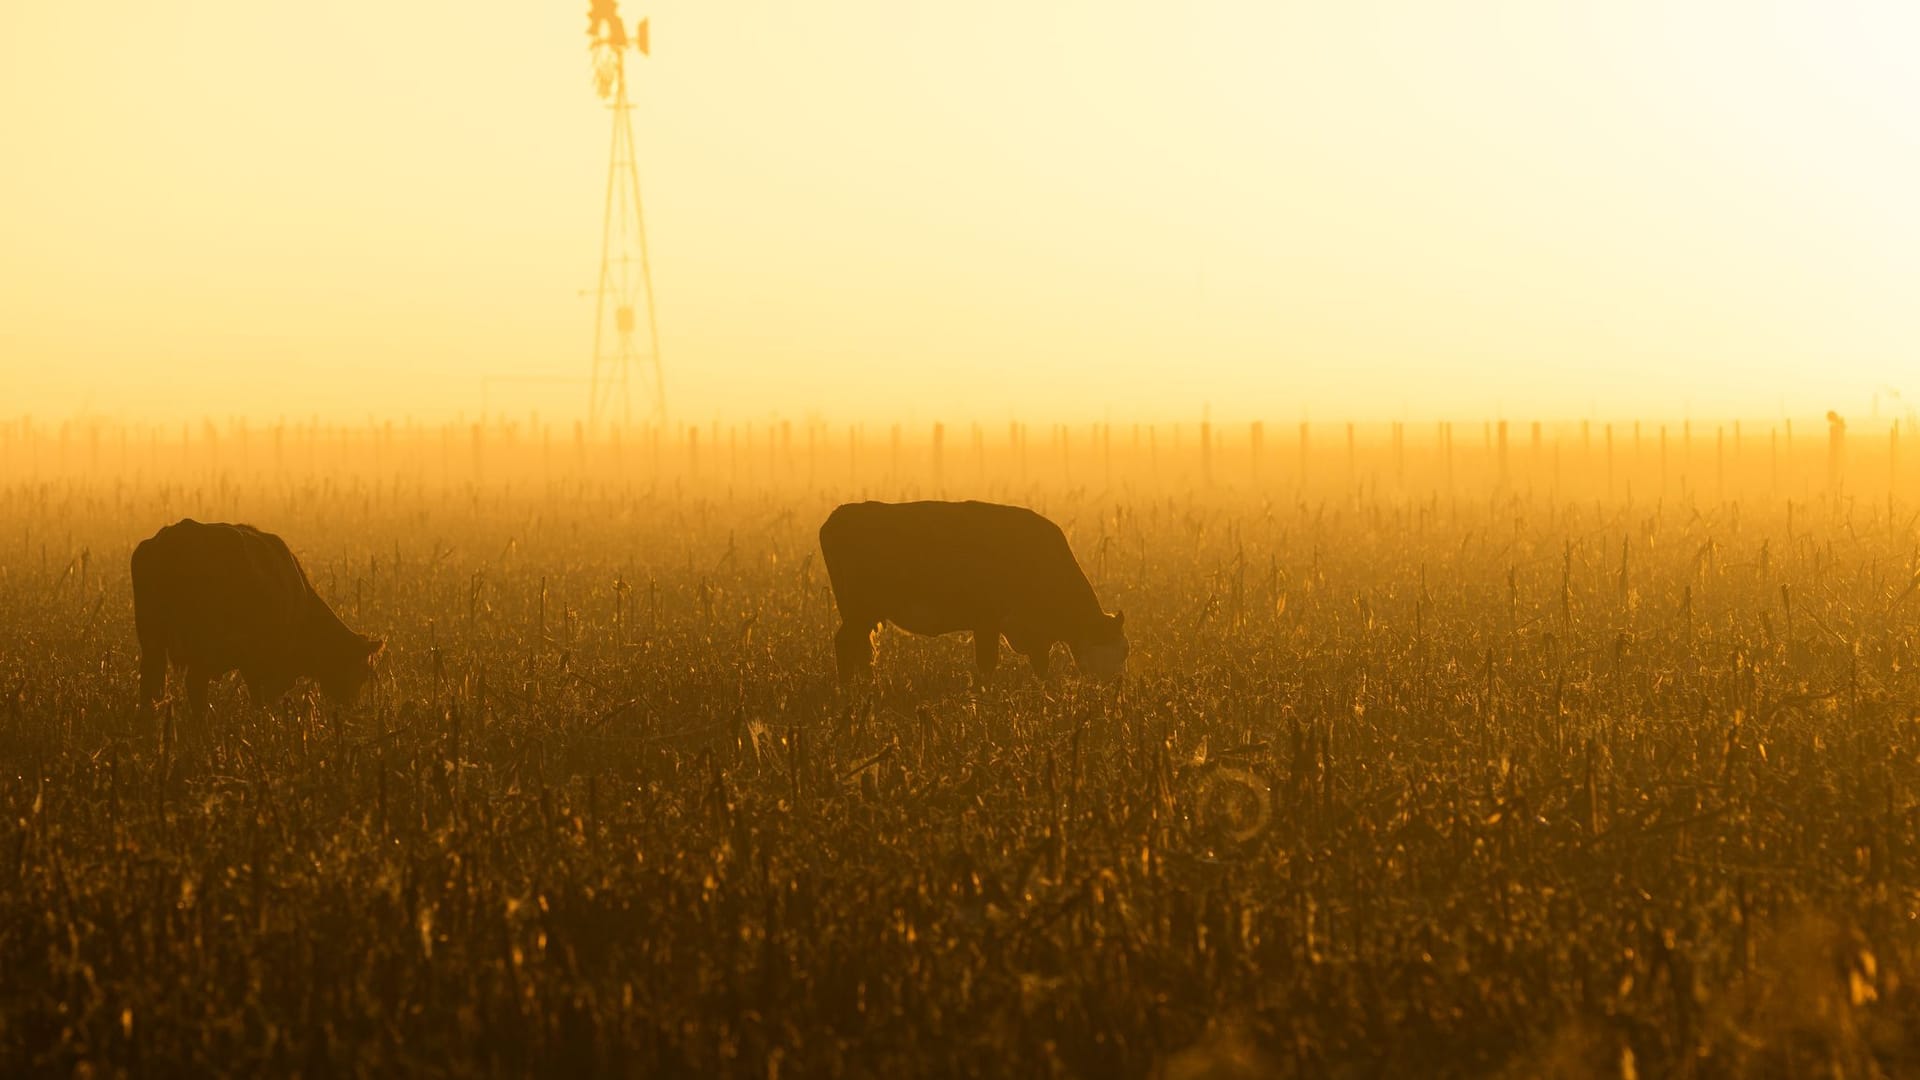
3, 418, 1918, 1077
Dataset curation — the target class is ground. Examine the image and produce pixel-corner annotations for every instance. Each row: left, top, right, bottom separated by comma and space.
2, 457, 1917, 1076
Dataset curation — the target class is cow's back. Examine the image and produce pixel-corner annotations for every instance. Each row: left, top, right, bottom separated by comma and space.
132, 520, 314, 669
820, 501, 1086, 633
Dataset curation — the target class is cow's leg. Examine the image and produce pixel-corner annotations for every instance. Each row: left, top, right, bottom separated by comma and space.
1025, 642, 1053, 680
243, 669, 293, 711
134, 610, 168, 712
974, 626, 1000, 674
835, 618, 878, 684
138, 644, 168, 713
1004, 624, 1048, 680
184, 668, 212, 718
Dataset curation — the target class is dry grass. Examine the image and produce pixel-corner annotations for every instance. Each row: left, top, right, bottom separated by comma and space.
2, 438, 1918, 1076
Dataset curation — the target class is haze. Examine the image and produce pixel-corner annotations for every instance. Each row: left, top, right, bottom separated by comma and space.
2, 0, 1916, 426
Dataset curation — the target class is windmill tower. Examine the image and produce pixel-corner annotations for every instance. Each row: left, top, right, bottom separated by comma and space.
587, 1, 664, 428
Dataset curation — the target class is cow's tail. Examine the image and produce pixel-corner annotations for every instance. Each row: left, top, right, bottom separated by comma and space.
130, 541, 169, 709
817, 506, 855, 597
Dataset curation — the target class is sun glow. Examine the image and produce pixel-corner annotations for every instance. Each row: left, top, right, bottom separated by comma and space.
1, 0, 1915, 426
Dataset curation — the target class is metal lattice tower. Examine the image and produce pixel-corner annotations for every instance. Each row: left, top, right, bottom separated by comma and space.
587, 1, 664, 428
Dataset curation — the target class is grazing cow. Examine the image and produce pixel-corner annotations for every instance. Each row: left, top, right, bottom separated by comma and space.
818, 500, 1127, 682
132, 519, 383, 711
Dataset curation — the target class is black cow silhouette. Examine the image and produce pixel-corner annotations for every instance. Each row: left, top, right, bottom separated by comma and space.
819, 500, 1126, 682
133, 519, 382, 712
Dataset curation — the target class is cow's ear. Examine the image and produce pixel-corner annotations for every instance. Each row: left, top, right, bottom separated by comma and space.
1114, 610, 1125, 629
365, 638, 387, 666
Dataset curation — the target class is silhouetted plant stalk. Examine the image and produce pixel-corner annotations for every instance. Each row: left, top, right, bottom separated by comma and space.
0, 422, 1916, 1075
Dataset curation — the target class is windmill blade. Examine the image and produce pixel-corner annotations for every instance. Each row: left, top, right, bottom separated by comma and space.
589, 0, 627, 48
634, 17, 649, 57
588, 0, 620, 30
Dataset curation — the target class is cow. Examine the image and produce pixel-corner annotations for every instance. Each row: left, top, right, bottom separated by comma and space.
132, 519, 383, 712
818, 500, 1127, 683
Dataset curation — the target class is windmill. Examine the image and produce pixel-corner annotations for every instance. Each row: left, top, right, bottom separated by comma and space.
586, 0, 664, 428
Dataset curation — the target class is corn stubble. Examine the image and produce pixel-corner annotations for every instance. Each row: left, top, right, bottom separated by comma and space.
2, 432, 1917, 1078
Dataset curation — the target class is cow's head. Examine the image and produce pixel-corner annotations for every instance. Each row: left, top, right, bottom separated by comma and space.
1070, 610, 1128, 681
321, 635, 385, 706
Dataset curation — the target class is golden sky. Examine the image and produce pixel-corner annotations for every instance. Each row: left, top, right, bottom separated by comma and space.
2, 0, 1917, 426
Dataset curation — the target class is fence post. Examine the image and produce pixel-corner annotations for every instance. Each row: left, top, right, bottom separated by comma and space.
932, 422, 944, 493
1659, 424, 1668, 494
1605, 423, 1614, 497
1892, 420, 1901, 496
1827, 411, 1846, 495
